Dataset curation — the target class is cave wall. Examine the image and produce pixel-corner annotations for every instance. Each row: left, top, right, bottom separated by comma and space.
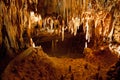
0, 0, 30, 57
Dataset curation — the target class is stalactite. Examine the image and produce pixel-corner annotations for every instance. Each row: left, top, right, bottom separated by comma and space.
85, 19, 90, 43
108, 22, 115, 42
30, 38, 35, 47
103, 13, 112, 40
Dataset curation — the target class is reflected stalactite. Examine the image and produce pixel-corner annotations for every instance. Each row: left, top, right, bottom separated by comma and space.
61, 26, 64, 41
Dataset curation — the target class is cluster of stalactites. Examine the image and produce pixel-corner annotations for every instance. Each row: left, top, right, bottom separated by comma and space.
0, 0, 39, 52
81, 0, 120, 57
81, 10, 94, 48
80, 0, 120, 48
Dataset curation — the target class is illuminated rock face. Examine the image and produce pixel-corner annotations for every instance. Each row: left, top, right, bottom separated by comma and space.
113, 18, 120, 43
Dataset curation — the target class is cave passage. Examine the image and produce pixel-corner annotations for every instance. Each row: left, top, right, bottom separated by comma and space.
33, 27, 86, 58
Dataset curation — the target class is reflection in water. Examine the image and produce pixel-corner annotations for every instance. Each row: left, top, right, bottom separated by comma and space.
39, 33, 85, 58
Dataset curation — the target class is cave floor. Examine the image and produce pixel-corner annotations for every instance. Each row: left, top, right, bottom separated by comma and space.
1, 47, 118, 80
